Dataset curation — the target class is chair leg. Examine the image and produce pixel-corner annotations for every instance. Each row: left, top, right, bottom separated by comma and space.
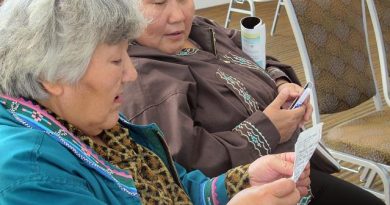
270, 0, 283, 36
360, 167, 371, 183
330, 150, 390, 204
225, 0, 235, 28
247, 0, 256, 17
364, 171, 377, 188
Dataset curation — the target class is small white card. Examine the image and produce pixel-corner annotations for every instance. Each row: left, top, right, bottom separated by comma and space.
291, 123, 323, 182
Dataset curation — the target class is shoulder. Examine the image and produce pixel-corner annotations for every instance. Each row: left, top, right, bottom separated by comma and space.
192, 16, 233, 37
0, 124, 89, 193
121, 57, 198, 120
192, 16, 221, 29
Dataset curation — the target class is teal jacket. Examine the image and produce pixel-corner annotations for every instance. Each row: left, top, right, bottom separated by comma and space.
0, 97, 230, 205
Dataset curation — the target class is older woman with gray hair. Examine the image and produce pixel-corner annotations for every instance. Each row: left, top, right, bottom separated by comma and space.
0, 0, 310, 204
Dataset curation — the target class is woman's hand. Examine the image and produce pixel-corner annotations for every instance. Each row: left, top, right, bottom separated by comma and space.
278, 82, 313, 123
227, 178, 300, 205
264, 89, 306, 143
248, 152, 310, 197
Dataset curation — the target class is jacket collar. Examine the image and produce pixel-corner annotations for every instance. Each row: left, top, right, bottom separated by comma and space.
119, 114, 183, 186
189, 21, 217, 56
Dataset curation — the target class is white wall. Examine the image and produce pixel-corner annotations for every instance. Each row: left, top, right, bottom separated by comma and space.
195, 0, 229, 10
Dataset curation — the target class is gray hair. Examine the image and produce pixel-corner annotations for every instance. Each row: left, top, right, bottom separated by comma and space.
0, 0, 146, 99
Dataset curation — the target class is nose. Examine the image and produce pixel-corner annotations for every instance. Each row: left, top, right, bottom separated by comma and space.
122, 54, 138, 82
167, 1, 185, 24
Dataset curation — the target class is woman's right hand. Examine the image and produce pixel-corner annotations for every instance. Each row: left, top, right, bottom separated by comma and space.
263, 89, 306, 143
227, 178, 300, 205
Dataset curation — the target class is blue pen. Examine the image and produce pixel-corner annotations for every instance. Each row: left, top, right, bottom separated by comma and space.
289, 82, 312, 109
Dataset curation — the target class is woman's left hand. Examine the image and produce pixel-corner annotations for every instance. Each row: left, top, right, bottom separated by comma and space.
248, 152, 311, 197
277, 82, 313, 123
227, 178, 301, 205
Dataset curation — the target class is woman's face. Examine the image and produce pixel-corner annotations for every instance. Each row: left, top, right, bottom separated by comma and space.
136, 0, 195, 54
45, 40, 137, 136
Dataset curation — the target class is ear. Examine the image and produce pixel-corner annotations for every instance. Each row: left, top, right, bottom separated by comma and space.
41, 81, 64, 96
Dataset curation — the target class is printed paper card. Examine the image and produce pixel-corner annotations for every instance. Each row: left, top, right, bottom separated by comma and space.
292, 123, 323, 182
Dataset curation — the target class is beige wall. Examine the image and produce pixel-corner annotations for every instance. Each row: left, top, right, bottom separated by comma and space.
195, 0, 229, 10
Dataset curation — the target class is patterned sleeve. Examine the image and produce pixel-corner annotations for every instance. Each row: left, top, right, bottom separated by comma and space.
232, 112, 281, 158
196, 164, 251, 204
176, 162, 230, 205
177, 162, 251, 205
225, 164, 251, 198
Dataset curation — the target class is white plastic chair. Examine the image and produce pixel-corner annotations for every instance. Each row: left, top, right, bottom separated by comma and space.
224, 0, 284, 36
284, 0, 390, 203
366, 0, 390, 107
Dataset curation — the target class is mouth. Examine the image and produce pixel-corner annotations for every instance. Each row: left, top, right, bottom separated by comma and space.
168, 31, 182, 35
165, 30, 184, 38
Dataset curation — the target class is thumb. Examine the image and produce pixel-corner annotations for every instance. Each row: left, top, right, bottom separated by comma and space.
266, 178, 297, 198
269, 153, 295, 176
270, 89, 290, 108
